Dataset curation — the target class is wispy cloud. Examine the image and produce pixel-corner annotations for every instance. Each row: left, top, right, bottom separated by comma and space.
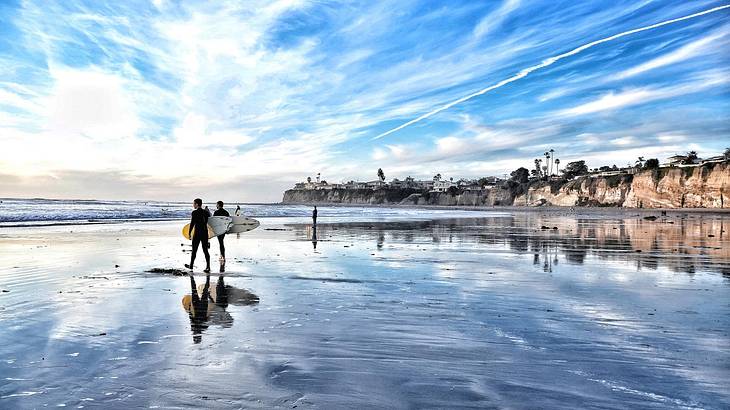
613, 29, 728, 80
558, 70, 729, 116
372, 4, 730, 140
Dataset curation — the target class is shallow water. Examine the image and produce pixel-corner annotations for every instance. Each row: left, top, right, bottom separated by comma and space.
0, 209, 728, 408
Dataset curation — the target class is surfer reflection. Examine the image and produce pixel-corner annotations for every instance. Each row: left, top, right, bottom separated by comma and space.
312, 226, 318, 250
182, 274, 211, 344
181, 267, 260, 343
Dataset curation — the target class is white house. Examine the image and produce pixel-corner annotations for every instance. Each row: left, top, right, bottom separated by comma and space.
366, 180, 386, 189
432, 180, 455, 192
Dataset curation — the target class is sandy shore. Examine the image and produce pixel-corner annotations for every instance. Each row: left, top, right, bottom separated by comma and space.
1, 210, 729, 408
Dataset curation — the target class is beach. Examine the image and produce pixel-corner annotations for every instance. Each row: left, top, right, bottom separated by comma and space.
1, 206, 729, 409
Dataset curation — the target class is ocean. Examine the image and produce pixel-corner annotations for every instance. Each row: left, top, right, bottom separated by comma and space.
0, 198, 501, 226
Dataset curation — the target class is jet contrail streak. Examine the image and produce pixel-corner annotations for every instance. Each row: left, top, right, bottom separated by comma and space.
372, 4, 730, 140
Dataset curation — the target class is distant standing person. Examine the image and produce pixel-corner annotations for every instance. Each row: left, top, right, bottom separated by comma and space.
185, 198, 211, 273
312, 206, 318, 226
235, 205, 241, 217
214, 201, 230, 261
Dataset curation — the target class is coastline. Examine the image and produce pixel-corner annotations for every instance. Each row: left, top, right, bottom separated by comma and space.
277, 201, 730, 215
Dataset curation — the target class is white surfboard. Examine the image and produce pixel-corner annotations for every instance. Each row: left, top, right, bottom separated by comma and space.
227, 217, 260, 234
208, 216, 233, 236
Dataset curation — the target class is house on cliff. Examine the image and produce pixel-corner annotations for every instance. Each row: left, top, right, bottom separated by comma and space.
432, 180, 456, 192
366, 180, 387, 189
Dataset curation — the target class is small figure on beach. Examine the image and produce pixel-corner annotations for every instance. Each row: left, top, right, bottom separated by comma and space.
235, 205, 241, 217
185, 198, 211, 273
214, 200, 230, 262
312, 206, 318, 226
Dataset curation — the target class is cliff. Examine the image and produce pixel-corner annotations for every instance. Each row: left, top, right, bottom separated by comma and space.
282, 162, 730, 208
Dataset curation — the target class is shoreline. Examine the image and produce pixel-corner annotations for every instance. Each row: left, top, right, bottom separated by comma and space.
3, 203, 730, 229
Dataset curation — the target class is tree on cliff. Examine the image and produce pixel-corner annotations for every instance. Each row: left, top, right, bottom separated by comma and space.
377, 168, 385, 182
724, 148, 730, 160
644, 158, 659, 169
561, 160, 588, 179
433, 173, 442, 181
510, 167, 530, 184
683, 151, 698, 164
307, 176, 312, 183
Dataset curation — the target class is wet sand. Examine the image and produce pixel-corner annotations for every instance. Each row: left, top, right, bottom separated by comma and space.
0, 210, 729, 408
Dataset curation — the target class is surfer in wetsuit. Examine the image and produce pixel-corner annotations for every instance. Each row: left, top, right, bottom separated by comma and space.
185, 198, 211, 273
312, 206, 318, 226
214, 201, 230, 262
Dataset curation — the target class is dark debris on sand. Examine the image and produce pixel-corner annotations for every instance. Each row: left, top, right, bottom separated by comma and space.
146, 268, 188, 276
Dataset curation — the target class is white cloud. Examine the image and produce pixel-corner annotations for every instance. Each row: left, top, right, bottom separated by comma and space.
558, 71, 729, 117
611, 136, 635, 146
656, 134, 685, 143
44, 66, 140, 138
472, 0, 520, 40
613, 30, 727, 80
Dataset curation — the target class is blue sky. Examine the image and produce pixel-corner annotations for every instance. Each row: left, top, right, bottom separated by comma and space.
0, 0, 728, 201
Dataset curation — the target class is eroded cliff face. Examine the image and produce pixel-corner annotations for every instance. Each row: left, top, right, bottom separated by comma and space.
282, 162, 730, 208
514, 175, 633, 207
624, 163, 729, 208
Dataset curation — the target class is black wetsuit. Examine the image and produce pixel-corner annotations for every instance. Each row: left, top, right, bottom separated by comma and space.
213, 208, 229, 258
312, 208, 318, 225
189, 208, 211, 269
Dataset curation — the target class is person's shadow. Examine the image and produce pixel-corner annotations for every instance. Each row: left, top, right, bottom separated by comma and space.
182, 262, 259, 343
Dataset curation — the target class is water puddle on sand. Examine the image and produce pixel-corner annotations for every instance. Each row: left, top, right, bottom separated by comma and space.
0, 212, 729, 408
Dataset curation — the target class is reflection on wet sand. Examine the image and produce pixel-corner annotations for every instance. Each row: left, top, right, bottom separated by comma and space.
291, 213, 730, 275
182, 263, 260, 343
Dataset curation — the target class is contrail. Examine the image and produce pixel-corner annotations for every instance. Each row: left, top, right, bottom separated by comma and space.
372, 4, 730, 140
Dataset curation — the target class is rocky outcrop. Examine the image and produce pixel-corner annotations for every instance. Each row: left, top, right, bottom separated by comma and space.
282, 162, 730, 208
624, 162, 729, 208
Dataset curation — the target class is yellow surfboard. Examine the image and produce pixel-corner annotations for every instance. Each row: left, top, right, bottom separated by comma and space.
182, 223, 216, 240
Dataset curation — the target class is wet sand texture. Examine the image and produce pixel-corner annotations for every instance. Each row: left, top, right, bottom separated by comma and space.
0, 211, 729, 408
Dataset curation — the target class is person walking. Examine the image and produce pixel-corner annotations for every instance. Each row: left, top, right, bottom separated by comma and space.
185, 198, 211, 273
312, 206, 318, 226
214, 201, 230, 262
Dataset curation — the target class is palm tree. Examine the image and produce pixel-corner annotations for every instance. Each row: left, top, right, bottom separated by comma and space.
307, 176, 311, 183
377, 168, 385, 182
550, 148, 555, 175
635, 156, 645, 168
534, 158, 542, 178
554, 158, 560, 175
433, 173, 442, 181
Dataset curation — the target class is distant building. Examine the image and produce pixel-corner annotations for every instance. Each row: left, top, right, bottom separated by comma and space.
415, 180, 434, 190
700, 155, 726, 165
390, 179, 404, 189
667, 155, 688, 166
432, 180, 455, 192
366, 180, 386, 189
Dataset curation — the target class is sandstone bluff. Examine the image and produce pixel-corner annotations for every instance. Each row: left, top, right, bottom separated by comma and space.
282, 163, 730, 209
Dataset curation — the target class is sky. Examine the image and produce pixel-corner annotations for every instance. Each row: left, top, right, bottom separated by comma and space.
0, 0, 728, 202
